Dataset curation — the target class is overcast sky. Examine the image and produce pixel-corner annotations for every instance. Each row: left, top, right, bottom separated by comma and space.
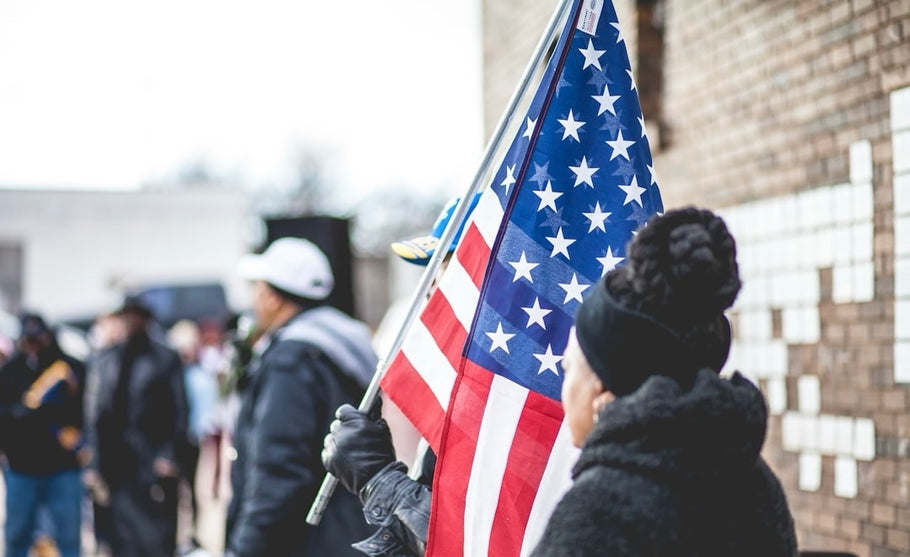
0, 0, 484, 207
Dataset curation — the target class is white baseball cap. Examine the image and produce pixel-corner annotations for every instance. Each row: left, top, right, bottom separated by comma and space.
238, 237, 334, 300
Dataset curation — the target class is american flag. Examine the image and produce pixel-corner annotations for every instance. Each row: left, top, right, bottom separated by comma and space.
380, 1, 663, 554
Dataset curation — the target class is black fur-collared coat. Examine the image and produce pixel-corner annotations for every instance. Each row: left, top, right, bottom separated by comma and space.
532, 369, 798, 557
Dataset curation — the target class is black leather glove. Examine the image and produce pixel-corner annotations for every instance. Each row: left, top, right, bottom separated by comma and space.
321, 403, 397, 496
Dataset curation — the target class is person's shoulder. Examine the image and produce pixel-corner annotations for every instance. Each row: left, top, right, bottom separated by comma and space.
250, 334, 316, 373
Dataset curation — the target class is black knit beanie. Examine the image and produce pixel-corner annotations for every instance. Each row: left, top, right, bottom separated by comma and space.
574, 207, 740, 396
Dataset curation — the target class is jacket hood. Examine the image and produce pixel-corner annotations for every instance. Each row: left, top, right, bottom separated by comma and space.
574, 369, 768, 486
279, 306, 378, 389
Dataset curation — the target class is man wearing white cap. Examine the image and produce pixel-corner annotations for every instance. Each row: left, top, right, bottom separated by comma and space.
225, 237, 378, 557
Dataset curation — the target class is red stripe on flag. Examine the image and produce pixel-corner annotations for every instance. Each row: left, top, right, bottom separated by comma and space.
487, 390, 564, 556
380, 352, 447, 449
425, 360, 493, 557
456, 223, 492, 289
420, 291, 468, 370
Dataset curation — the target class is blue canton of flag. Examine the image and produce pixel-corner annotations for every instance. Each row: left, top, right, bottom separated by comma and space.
468, 2, 663, 401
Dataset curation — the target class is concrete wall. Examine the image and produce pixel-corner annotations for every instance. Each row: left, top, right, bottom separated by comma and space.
483, 0, 910, 554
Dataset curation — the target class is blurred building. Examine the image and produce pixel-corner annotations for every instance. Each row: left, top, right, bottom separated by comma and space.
484, 0, 909, 554
0, 188, 253, 323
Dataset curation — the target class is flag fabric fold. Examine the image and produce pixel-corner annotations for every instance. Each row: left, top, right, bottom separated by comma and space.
380, 1, 664, 554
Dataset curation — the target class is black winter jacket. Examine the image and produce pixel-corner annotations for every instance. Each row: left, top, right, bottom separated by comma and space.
532, 369, 798, 557
226, 307, 378, 557
0, 346, 85, 475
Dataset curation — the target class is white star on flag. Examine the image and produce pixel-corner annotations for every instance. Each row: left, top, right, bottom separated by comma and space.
486, 322, 515, 354
583, 202, 612, 232
637, 116, 647, 138
533, 181, 564, 212
557, 109, 585, 141
618, 175, 646, 206
523, 117, 537, 139
597, 246, 625, 276
546, 227, 576, 259
533, 344, 563, 376
558, 273, 590, 304
647, 163, 657, 186
500, 164, 517, 193
569, 156, 598, 187
592, 84, 620, 117
627, 69, 636, 90
508, 251, 538, 283
611, 22, 624, 43
578, 39, 605, 70
521, 297, 552, 329
606, 130, 635, 161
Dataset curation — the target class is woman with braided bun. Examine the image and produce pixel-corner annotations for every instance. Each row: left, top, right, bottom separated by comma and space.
531, 207, 798, 557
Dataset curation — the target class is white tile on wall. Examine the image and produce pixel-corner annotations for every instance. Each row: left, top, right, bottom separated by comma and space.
835, 416, 854, 455
853, 418, 876, 461
798, 375, 821, 415
780, 195, 798, 233
834, 456, 858, 498
819, 414, 837, 454
766, 378, 787, 415
895, 174, 910, 216
892, 86, 910, 132
782, 308, 803, 343
850, 140, 873, 184
897, 300, 910, 339
799, 453, 822, 492
766, 341, 788, 378
800, 306, 821, 342
802, 416, 820, 452
896, 341, 910, 383
832, 184, 853, 225
814, 229, 835, 268
894, 131, 910, 174
851, 223, 874, 263
896, 215, 910, 257
833, 226, 853, 265
782, 412, 801, 451
897, 258, 910, 298
832, 264, 854, 303
853, 182, 874, 222
853, 262, 875, 302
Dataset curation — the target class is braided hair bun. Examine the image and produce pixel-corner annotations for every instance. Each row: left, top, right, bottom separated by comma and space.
606, 207, 741, 335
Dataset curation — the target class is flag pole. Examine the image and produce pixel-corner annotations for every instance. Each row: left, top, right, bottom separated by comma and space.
306, 0, 576, 526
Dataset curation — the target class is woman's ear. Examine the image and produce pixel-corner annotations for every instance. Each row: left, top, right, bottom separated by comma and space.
591, 390, 615, 417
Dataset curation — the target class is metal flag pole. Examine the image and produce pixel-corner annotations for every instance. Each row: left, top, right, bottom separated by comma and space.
306, 0, 576, 526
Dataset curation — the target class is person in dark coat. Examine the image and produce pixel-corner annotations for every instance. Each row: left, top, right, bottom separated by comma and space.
0, 313, 86, 557
531, 207, 798, 557
225, 237, 378, 557
83, 296, 188, 557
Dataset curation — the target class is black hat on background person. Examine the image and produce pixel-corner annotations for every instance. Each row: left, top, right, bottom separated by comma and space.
18, 312, 53, 341
115, 294, 155, 320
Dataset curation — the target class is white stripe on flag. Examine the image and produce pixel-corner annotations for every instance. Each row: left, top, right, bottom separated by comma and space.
463, 375, 530, 557
472, 188, 506, 246
400, 320, 458, 410
519, 421, 579, 556
438, 257, 481, 332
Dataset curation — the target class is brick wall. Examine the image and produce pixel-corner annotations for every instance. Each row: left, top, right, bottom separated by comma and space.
656, 2, 910, 554
482, 0, 910, 555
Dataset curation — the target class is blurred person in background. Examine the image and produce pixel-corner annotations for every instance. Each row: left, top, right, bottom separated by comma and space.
83, 296, 188, 557
225, 238, 377, 557
0, 312, 86, 557
83, 310, 127, 556
167, 318, 220, 553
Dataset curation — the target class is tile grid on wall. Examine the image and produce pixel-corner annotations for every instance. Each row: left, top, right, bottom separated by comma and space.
717, 138, 877, 498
